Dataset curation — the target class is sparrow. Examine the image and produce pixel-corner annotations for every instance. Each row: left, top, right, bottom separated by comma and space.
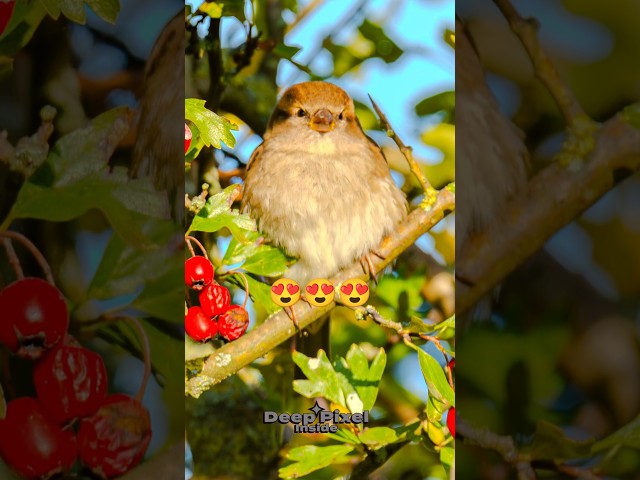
456, 17, 529, 246
241, 81, 407, 351
455, 17, 529, 322
131, 11, 185, 223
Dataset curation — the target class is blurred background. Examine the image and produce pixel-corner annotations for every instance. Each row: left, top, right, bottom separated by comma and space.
184, 0, 455, 478
0, 0, 184, 477
456, 1, 640, 478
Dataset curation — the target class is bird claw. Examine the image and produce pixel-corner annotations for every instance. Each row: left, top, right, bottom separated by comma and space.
284, 306, 301, 336
360, 252, 380, 285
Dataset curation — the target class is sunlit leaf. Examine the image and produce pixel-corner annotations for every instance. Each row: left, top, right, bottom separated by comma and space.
185, 98, 237, 149
279, 445, 354, 479
418, 348, 454, 407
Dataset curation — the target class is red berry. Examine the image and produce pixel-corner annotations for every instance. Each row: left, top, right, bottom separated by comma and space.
184, 256, 214, 290
185, 306, 218, 342
218, 305, 249, 341
0, 278, 69, 360
0, 1, 15, 36
199, 283, 231, 317
447, 407, 456, 437
448, 358, 455, 370
0, 397, 77, 479
184, 123, 192, 154
78, 394, 151, 478
34, 337, 108, 424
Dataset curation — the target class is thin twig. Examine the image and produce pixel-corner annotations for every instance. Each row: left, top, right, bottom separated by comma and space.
457, 418, 537, 480
0, 231, 53, 284
369, 95, 434, 197
117, 316, 152, 402
492, 0, 586, 126
185, 235, 207, 258
2, 238, 23, 280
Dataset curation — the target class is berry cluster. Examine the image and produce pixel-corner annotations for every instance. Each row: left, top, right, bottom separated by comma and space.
0, 232, 151, 479
184, 242, 249, 343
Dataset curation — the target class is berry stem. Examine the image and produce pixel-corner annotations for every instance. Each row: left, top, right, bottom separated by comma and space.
0, 231, 54, 284
228, 271, 250, 309
184, 235, 208, 258
184, 237, 196, 257
121, 316, 152, 402
2, 238, 24, 280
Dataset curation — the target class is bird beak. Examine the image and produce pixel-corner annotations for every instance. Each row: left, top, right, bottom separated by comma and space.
309, 109, 334, 133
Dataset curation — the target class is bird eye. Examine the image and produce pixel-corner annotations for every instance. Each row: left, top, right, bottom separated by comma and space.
296, 109, 306, 117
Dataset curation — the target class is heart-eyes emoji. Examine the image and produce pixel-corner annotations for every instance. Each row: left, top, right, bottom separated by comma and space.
304, 278, 335, 307
270, 278, 301, 307
338, 278, 369, 307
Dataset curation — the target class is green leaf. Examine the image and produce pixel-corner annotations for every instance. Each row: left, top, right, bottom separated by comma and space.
415, 91, 455, 124
358, 427, 399, 449
229, 273, 279, 315
530, 420, 594, 460
85, 0, 119, 23
440, 446, 455, 475
240, 246, 289, 277
292, 350, 348, 407
223, 232, 292, 277
272, 43, 301, 61
418, 348, 455, 407
40, 0, 120, 24
325, 428, 361, 445
9, 108, 169, 247
188, 185, 256, 240
279, 445, 354, 479
592, 415, 640, 452
185, 98, 237, 149
357, 19, 403, 63
426, 395, 448, 423
198, 2, 222, 18
339, 345, 386, 412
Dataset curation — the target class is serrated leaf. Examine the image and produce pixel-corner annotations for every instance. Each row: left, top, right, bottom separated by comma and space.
240, 246, 289, 276
279, 445, 354, 479
185, 98, 237, 149
188, 185, 256, 240
10, 108, 169, 247
58, 0, 86, 24
418, 348, 454, 407
337, 345, 386, 412
530, 420, 594, 460
592, 415, 640, 452
292, 350, 347, 407
358, 427, 399, 449
325, 428, 361, 445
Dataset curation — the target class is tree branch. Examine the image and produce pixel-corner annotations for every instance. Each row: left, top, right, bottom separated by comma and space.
457, 114, 640, 315
185, 187, 455, 397
492, 0, 586, 125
